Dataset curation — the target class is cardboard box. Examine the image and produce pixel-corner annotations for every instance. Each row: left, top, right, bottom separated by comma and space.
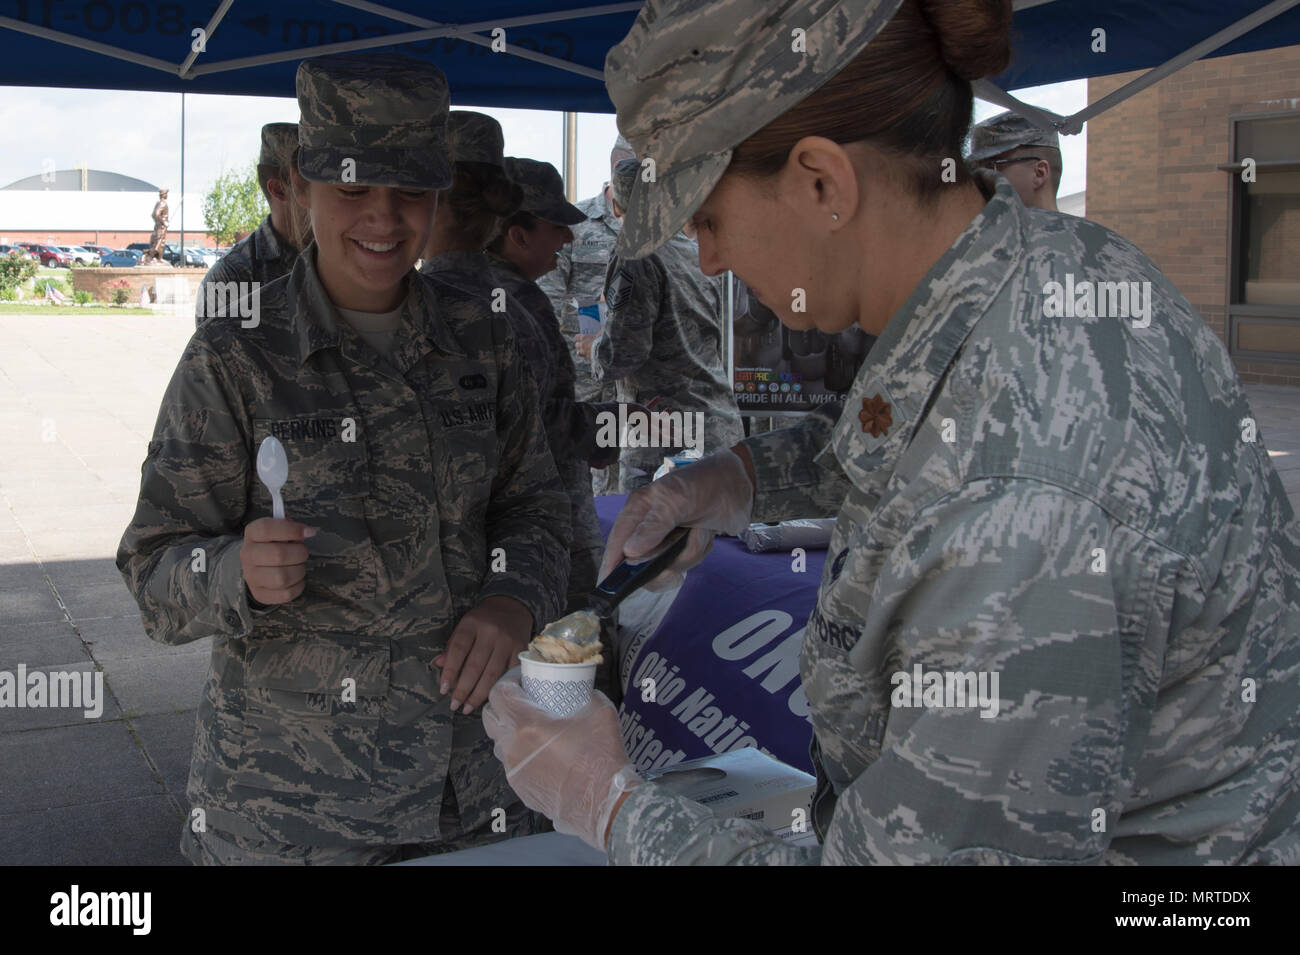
645, 747, 817, 843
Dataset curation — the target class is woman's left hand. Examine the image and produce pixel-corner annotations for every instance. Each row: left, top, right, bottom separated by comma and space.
484, 672, 641, 851
435, 595, 533, 715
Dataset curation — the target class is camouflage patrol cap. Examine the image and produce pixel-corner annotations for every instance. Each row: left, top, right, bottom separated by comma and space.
503, 157, 587, 226
296, 53, 451, 190
259, 123, 298, 169
448, 111, 506, 167
605, 0, 906, 258
610, 156, 639, 210
967, 111, 1061, 163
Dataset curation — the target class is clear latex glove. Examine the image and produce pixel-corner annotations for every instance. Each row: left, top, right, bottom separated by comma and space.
483, 670, 641, 851
599, 447, 754, 591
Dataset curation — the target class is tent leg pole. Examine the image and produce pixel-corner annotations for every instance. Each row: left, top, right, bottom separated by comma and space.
180, 91, 185, 261
563, 112, 578, 202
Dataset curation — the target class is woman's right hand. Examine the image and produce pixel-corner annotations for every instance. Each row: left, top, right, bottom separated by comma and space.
240, 517, 316, 604
599, 447, 755, 591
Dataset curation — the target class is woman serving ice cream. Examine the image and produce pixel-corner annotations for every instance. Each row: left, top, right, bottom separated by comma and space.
484, 0, 1300, 865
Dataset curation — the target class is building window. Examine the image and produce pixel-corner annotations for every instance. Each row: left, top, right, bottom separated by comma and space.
1225, 113, 1300, 362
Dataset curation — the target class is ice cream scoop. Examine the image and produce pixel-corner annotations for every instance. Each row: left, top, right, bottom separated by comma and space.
531, 527, 691, 655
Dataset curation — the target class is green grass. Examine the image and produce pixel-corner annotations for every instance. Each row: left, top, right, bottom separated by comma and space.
0, 304, 153, 316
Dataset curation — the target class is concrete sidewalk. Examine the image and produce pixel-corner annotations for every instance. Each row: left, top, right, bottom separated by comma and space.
1, 313, 1298, 865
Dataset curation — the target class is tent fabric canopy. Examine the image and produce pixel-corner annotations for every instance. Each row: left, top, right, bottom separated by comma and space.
1, 0, 1298, 112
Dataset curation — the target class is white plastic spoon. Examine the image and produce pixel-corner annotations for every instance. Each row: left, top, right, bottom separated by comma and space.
256, 435, 288, 519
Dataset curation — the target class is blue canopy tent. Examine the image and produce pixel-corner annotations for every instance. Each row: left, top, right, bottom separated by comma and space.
4, 0, 1295, 362
1, 0, 1298, 115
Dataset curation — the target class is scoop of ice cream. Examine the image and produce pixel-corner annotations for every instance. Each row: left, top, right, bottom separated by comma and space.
527, 611, 603, 664
527, 634, 603, 664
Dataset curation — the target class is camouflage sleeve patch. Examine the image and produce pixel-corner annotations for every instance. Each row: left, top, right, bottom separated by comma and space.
606, 263, 636, 312
593, 259, 658, 383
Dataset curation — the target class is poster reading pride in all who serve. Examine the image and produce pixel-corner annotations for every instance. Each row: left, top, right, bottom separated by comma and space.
731, 279, 877, 415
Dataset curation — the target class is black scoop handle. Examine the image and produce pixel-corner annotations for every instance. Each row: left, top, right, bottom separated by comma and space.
588, 527, 691, 618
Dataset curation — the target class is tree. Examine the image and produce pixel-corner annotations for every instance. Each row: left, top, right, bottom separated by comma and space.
203, 162, 267, 246
0, 252, 37, 296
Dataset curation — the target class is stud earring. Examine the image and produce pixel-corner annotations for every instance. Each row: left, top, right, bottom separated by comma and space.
831, 213, 840, 221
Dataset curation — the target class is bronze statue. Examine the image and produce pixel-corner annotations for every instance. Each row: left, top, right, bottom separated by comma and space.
142, 188, 171, 265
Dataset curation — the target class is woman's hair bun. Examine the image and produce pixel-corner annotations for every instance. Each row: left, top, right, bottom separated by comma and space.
449, 162, 524, 220
917, 0, 1013, 81
483, 177, 524, 218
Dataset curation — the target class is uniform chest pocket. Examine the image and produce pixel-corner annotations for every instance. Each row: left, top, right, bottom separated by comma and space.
251, 418, 377, 595
252, 417, 370, 513
234, 631, 389, 799
803, 528, 894, 785
804, 614, 892, 795
420, 387, 500, 493
572, 245, 610, 268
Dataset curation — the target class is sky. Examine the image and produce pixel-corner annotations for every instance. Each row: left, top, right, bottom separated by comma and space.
0, 79, 1088, 233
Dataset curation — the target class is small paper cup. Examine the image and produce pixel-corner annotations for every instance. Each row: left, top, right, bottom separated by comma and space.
518, 651, 597, 718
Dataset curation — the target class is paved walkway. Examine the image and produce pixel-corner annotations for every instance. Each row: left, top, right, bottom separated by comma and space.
1, 312, 1297, 865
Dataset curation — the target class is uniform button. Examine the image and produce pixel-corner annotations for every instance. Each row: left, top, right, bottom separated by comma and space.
225, 610, 241, 628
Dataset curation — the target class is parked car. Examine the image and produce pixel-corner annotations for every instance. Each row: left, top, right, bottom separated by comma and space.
125, 241, 183, 265
57, 246, 98, 266
0, 243, 38, 261
184, 247, 218, 268
100, 249, 142, 268
27, 244, 71, 267
82, 244, 113, 257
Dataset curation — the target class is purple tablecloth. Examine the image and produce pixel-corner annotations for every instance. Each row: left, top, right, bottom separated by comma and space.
596, 496, 823, 773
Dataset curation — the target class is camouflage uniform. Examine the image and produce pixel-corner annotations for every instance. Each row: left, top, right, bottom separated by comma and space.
537, 189, 624, 495
596, 232, 743, 491
196, 123, 302, 327
120, 247, 571, 855
537, 188, 620, 401
608, 172, 1300, 864
119, 52, 571, 862
488, 158, 610, 614
426, 251, 608, 617
195, 215, 298, 326
426, 129, 611, 679
477, 255, 620, 702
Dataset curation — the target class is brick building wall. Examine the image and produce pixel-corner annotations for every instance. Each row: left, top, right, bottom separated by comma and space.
1087, 45, 1300, 386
